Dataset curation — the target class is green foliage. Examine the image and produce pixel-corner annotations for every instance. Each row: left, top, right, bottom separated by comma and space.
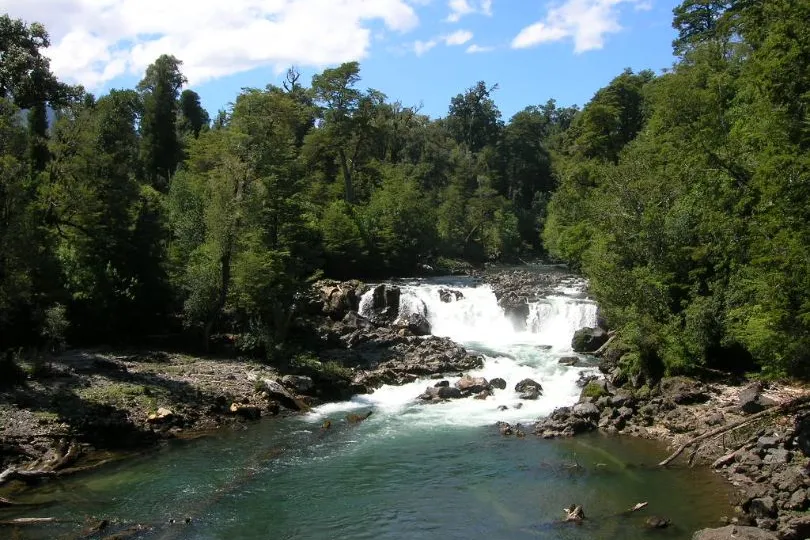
543, 0, 810, 378
582, 382, 608, 399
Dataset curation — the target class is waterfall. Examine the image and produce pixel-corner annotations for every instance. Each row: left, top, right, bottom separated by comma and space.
322, 278, 600, 426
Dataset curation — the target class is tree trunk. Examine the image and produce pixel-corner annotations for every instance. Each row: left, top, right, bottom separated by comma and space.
338, 148, 354, 204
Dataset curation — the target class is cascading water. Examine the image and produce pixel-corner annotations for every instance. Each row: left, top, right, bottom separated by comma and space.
309, 278, 599, 427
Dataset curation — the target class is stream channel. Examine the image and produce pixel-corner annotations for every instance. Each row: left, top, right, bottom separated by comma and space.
4, 273, 732, 539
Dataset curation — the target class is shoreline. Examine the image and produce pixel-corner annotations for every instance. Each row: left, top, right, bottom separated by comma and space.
2, 272, 808, 539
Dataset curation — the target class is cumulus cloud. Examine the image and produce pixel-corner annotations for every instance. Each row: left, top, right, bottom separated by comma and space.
5, 0, 421, 88
446, 0, 493, 23
511, 0, 643, 53
413, 29, 474, 55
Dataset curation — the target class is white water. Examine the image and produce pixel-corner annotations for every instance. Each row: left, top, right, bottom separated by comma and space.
308, 277, 599, 427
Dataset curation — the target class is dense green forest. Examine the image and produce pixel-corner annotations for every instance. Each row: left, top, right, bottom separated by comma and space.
1, 0, 809, 379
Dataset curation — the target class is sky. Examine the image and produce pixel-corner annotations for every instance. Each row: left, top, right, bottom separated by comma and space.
2, 0, 682, 120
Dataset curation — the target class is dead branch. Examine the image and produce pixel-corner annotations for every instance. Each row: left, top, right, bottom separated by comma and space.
0, 517, 61, 526
593, 335, 616, 357
659, 393, 810, 467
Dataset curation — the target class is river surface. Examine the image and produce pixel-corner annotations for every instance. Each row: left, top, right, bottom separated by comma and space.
2, 271, 732, 539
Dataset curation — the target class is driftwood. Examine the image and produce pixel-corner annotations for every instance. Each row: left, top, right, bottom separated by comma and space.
593, 334, 616, 357
564, 505, 585, 522
659, 394, 810, 467
630, 502, 648, 512
0, 440, 81, 487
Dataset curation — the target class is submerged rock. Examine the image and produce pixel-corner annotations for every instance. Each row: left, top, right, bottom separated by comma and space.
438, 289, 464, 303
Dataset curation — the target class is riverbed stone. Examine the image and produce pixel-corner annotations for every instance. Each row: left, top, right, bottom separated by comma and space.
281, 375, 314, 394
519, 386, 541, 400
739, 384, 777, 414
777, 514, 810, 540
489, 378, 507, 390
750, 497, 777, 519
786, 489, 807, 511
572, 402, 600, 419
515, 378, 542, 393
455, 375, 489, 394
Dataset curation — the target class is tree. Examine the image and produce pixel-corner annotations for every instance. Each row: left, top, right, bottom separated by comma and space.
672, 0, 733, 55
178, 89, 210, 139
446, 81, 503, 153
138, 54, 186, 190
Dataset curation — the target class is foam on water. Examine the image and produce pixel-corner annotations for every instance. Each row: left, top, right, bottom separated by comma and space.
308, 278, 598, 428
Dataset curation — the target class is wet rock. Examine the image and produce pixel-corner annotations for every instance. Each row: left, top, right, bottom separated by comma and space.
497, 405, 509, 411
519, 386, 541, 400
497, 421, 513, 435
434, 380, 449, 388
265, 401, 281, 415
393, 313, 432, 336
259, 379, 308, 411
692, 525, 777, 540
739, 383, 777, 415
281, 375, 314, 394
455, 375, 489, 394
474, 389, 491, 400
365, 284, 401, 326
438, 289, 464, 303
515, 378, 543, 394
342, 311, 375, 331
558, 357, 581, 367
346, 411, 373, 424
437, 386, 463, 400
576, 373, 598, 388
489, 378, 507, 390
571, 327, 608, 353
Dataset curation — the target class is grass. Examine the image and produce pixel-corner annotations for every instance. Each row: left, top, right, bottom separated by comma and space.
77, 382, 167, 412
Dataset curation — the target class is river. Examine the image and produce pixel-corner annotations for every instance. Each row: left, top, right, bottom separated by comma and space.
2, 273, 732, 539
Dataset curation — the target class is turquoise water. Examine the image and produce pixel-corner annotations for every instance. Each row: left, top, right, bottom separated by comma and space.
0, 277, 733, 539
2, 417, 731, 539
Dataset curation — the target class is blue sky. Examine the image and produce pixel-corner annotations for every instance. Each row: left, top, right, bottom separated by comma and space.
7, 0, 681, 120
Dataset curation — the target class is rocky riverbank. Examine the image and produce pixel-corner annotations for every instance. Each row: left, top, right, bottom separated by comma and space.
497, 366, 810, 539
0, 279, 484, 483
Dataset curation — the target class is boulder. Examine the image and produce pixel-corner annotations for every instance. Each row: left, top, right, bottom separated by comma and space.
365, 284, 401, 326
515, 378, 543, 394
645, 517, 670, 529
281, 375, 314, 394
342, 311, 375, 331
572, 402, 600, 419
571, 327, 608, 353
259, 378, 308, 411
393, 313, 432, 336
795, 414, 810, 456
749, 497, 777, 519
739, 384, 777, 414
489, 378, 507, 390
660, 376, 710, 405
455, 375, 489, 394
346, 411, 373, 424
438, 289, 464, 303
320, 281, 363, 320
692, 525, 777, 540
147, 407, 174, 424
434, 380, 450, 388
519, 386, 541, 400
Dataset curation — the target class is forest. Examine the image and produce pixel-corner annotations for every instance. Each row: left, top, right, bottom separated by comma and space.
1, 0, 808, 380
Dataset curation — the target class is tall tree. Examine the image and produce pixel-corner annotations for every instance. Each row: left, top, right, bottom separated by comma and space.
138, 54, 186, 190
446, 81, 503, 153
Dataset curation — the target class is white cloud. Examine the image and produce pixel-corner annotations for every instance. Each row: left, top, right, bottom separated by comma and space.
466, 44, 494, 53
511, 0, 644, 53
4, 0, 420, 89
444, 29, 473, 46
413, 28, 473, 55
446, 0, 493, 23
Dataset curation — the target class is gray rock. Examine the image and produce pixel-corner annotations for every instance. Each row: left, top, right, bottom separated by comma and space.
739, 385, 777, 414
489, 378, 507, 390
749, 497, 777, 519
692, 525, 777, 540
617, 406, 634, 420
558, 356, 581, 366
660, 376, 709, 405
434, 380, 449, 388
645, 516, 670, 529
393, 313, 432, 336
778, 515, 810, 540
757, 436, 780, 450
519, 386, 541, 400
455, 375, 489, 394
764, 448, 792, 465
515, 378, 543, 393
571, 327, 608, 353
573, 402, 600, 419
437, 386, 462, 399
438, 289, 464, 303
281, 375, 314, 394
787, 488, 807, 511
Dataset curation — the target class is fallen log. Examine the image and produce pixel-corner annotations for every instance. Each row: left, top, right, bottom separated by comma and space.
659, 393, 810, 466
